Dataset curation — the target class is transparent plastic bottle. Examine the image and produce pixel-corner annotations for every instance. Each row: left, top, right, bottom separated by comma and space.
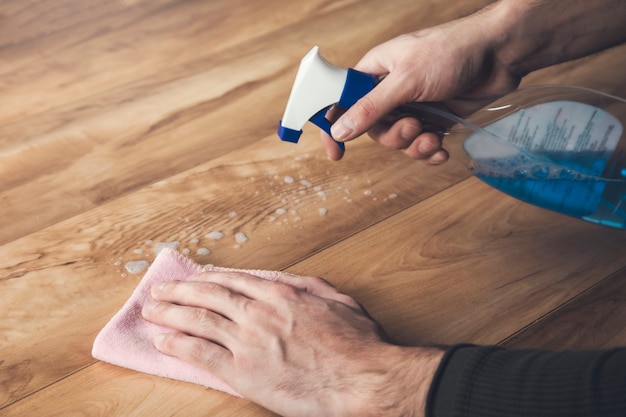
441, 86, 626, 228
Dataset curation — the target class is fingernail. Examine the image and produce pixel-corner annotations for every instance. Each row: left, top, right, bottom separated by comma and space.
429, 152, 447, 165
330, 115, 354, 141
400, 124, 419, 141
154, 333, 166, 350
418, 140, 436, 155
151, 281, 167, 297
142, 299, 157, 316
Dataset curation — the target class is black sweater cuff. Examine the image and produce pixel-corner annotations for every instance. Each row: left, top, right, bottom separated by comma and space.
426, 344, 626, 417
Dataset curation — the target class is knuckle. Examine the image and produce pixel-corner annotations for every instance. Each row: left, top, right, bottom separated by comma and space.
388, 135, 410, 150
334, 294, 363, 311
147, 300, 168, 317
188, 307, 217, 328
307, 275, 333, 289
240, 297, 278, 321
377, 130, 409, 150
353, 95, 379, 127
163, 334, 223, 372
187, 337, 211, 361
272, 282, 300, 299
195, 281, 222, 295
403, 147, 426, 160
158, 332, 180, 353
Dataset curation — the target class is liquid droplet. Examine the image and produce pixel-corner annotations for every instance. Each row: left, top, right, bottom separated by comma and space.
531, 165, 550, 179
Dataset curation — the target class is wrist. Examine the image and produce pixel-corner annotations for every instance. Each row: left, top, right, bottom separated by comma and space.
398, 346, 445, 417
485, 0, 544, 77
349, 345, 444, 417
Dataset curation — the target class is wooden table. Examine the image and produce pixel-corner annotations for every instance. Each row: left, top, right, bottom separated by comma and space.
2, 1, 626, 415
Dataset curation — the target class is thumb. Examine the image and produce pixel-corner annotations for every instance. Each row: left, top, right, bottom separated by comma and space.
330, 72, 410, 142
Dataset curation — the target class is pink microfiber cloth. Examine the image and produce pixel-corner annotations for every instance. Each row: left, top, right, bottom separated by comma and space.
92, 248, 286, 396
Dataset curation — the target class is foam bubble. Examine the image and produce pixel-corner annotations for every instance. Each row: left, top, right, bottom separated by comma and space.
205, 231, 225, 240
124, 260, 150, 274
197, 247, 211, 255
154, 241, 180, 256
235, 232, 249, 244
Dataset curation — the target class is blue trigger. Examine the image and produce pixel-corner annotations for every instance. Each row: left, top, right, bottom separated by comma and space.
339, 69, 377, 108
310, 107, 345, 151
307, 69, 375, 151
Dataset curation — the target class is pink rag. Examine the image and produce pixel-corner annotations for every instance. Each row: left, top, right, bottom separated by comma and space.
92, 248, 285, 396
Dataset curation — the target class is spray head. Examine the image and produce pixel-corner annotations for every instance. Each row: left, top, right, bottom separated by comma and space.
278, 46, 376, 150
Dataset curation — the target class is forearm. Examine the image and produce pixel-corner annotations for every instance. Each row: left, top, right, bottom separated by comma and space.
491, 0, 626, 76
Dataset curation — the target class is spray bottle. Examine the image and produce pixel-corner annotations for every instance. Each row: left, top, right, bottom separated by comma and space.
278, 46, 626, 229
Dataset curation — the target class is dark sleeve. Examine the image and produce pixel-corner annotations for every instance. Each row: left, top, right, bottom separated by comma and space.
425, 344, 626, 417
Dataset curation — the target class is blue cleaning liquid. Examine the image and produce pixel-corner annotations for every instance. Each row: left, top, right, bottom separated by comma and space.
475, 175, 626, 228
462, 100, 626, 228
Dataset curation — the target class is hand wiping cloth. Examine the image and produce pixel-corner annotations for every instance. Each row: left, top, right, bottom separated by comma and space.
92, 248, 285, 396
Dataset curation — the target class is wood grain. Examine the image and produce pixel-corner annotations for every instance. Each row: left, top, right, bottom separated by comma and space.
0, 0, 489, 245
502, 267, 626, 350
0, 135, 468, 408
289, 178, 626, 347
1, 0, 625, 415
1, 364, 276, 417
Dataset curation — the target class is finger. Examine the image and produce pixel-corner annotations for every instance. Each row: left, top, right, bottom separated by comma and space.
150, 279, 249, 322
180, 270, 365, 313
401, 132, 448, 164
368, 117, 423, 150
321, 130, 345, 161
330, 72, 413, 142
218, 269, 364, 312
154, 331, 234, 378
175, 270, 280, 302
142, 296, 236, 346
422, 148, 449, 165
320, 105, 346, 160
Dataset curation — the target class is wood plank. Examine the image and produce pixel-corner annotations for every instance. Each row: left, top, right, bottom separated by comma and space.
3, 0, 626, 414
0, 0, 490, 246
3, 0, 624, 247
287, 179, 626, 348
0, 363, 276, 417
0, 134, 468, 409
0, 0, 175, 50
502, 267, 626, 350
0, 0, 366, 124
6, 177, 626, 415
